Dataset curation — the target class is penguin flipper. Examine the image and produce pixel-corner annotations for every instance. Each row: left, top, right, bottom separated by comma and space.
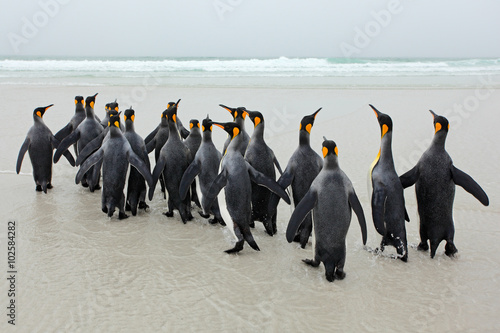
76, 148, 103, 184
349, 191, 367, 245
144, 125, 159, 145
246, 162, 291, 204
179, 124, 190, 140
268, 168, 294, 216
76, 132, 105, 166
54, 130, 80, 163
54, 123, 73, 141
451, 165, 489, 206
179, 160, 201, 200
148, 157, 167, 200
145, 137, 156, 154
51, 136, 76, 167
16, 137, 30, 174
400, 165, 419, 188
271, 151, 283, 175
202, 169, 227, 214
371, 189, 386, 236
128, 151, 153, 188
286, 190, 317, 243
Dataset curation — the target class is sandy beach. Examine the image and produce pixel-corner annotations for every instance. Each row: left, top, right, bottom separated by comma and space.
1, 82, 499, 331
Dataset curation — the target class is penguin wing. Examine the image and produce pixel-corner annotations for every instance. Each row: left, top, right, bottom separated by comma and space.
273, 154, 284, 175
286, 189, 317, 243
451, 165, 489, 206
202, 168, 227, 214
145, 137, 156, 154
54, 130, 80, 163
144, 125, 159, 145
141, 145, 151, 170
51, 136, 75, 167
179, 160, 201, 200
399, 165, 419, 188
16, 137, 30, 174
54, 123, 73, 142
75, 132, 105, 166
267, 167, 295, 217
178, 120, 190, 140
246, 162, 291, 204
371, 188, 386, 236
349, 191, 367, 245
75, 148, 104, 184
128, 150, 153, 188
148, 157, 167, 201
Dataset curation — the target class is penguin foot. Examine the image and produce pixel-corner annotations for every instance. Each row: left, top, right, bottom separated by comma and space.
138, 201, 149, 210
47, 183, 53, 189
163, 211, 174, 217
249, 221, 255, 228
198, 211, 210, 219
118, 212, 129, 220
335, 269, 346, 280
417, 242, 429, 252
218, 219, 226, 226
208, 218, 218, 225
81, 182, 89, 188
102, 207, 108, 214
36, 185, 43, 192
225, 240, 245, 254
93, 184, 101, 190
125, 203, 131, 211
302, 259, 320, 267
263, 221, 274, 236
445, 243, 458, 257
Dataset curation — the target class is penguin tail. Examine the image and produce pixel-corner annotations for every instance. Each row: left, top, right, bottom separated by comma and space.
41, 181, 48, 194
107, 204, 115, 217
243, 232, 260, 251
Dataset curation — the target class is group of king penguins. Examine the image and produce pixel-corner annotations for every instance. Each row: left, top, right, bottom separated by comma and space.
17, 94, 489, 282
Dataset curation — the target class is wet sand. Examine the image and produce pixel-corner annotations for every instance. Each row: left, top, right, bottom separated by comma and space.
0, 84, 499, 331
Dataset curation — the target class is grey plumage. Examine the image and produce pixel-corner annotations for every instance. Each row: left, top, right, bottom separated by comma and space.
219, 104, 250, 156
54, 96, 86, 156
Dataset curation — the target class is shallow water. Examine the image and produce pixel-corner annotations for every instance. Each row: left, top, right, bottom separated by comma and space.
1, 82, 499, 332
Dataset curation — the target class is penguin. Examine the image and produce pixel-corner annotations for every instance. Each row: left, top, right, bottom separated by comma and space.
369, 105, 409, 262
286, 139, 367, 282
76, 113, 153, 219
54, 96, 85, 156
179, 116, 225, 225
145, 102, 188, 196
201, 122, 290, 254
53, 93, 103, 190
123, 107, 150, 216
219, 104, 250, 156
268, 108, 323, 248
148, 100, 193, 223
243, 110, 283, 235
399, 110, 489, 258
17, 105, 76, 193
183, 119, 202, 208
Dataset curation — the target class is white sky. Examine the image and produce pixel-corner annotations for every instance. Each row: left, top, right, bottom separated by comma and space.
1, 0, 499, 58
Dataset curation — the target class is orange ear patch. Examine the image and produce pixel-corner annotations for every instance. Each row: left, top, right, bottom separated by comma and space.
322, 146, 328, 158
305, 123, 312, 134
435, 123, 442, 133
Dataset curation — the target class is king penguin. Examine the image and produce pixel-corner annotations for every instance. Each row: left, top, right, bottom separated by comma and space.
123, 107, 151, 216
244, 110, 283, 235
53, 93, 103, 190
179, 116, 225, 225
201, 122, 290, 253
184, 119, 202, 208
148, 100, 193, 223
54, 96, 85, 156
286, 139, 367, 282
17, 104, 75, 192
269, 108, 323, 248
219, 104, 250, 156
76, 113, 153, 219
369, 105, 409, 262
399, 110, 489, 258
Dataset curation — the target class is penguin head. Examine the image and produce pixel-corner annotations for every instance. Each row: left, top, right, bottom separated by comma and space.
85, 93, 98, 109
213, 121, 241, 140
189, 119, 200, 130
33, 104, 54, 118
202, 115, 213, 132
219, 104, 248, 121
430, 110, 449, 134
322, 138, 339, 158
370, 104, 393, 138
246, 110, 264, 128
124, 107, 135, 123
164, 99, 181, 123
106, 100, 119, 114
75, 96, 84, 106
108, 112, 122, 129
299, 108, 321, 133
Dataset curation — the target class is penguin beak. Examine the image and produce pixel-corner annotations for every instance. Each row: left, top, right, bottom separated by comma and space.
175, 99, 181, 106
369, 104, 381, 118
93, 93, 98, 98
219, 104, 233, 114
311, 108, 322, 119
429, 110, 437, 119
44, 104, 54, 111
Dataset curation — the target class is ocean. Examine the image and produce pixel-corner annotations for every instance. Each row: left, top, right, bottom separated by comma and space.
0, 56, 499, 331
